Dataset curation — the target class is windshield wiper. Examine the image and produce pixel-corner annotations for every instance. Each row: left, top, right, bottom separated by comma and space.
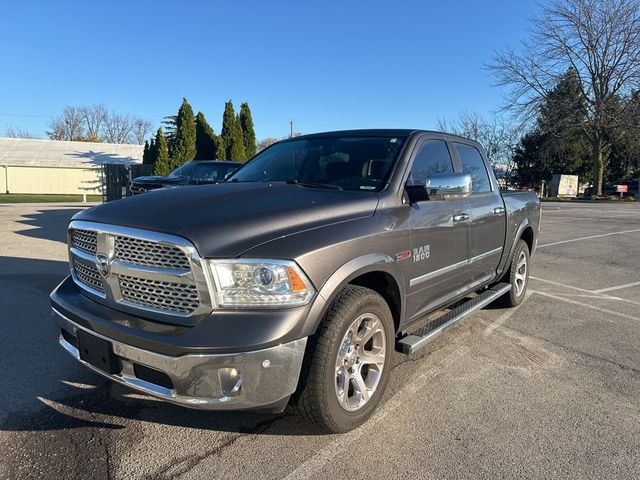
285, 179, 343, 190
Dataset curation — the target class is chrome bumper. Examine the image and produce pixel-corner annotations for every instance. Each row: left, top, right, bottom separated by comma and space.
53, 308, 307, 411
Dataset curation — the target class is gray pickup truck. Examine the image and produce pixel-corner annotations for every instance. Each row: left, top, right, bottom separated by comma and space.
51, 129, 540, 432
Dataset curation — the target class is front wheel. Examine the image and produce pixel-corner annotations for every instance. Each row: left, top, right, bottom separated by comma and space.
292, 285, 394, 433
497, 239, 530, 307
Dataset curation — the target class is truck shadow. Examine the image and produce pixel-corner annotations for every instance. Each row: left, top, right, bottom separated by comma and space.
3, 381, 319, 436
0, 255, 325, 437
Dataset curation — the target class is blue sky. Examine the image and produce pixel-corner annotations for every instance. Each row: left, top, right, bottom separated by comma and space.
0, 0, 537, 141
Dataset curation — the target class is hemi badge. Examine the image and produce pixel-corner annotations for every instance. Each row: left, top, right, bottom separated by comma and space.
396, 250, 411, 261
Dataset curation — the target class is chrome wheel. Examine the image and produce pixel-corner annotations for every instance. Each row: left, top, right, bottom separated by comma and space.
334, 313, 387, 412
514, 251, 527, 296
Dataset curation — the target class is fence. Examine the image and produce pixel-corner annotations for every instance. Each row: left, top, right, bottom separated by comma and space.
103, 163, 153, 201
1, 163, 153, 200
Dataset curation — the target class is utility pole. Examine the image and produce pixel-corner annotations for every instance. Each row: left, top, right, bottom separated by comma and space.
290, 120, 294, 139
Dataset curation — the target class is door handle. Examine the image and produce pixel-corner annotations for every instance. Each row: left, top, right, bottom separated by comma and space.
452, 213, 470, 222
493, 207, 505, 215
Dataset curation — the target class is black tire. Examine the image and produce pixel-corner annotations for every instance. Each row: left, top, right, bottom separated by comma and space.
497, 239, 530, 307
291, 285, 394, 433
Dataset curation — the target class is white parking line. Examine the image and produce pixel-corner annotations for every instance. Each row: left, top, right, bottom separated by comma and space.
593, 281, 640, 294
530, 276, 640, 307
537, 228, 640, 248
284, 346, 469, 480
532, 290, 640, 323
484, 291, 532, 336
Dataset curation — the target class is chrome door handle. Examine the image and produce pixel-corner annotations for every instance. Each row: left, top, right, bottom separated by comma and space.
493, 207, 505, 215
452, 213, 470, 222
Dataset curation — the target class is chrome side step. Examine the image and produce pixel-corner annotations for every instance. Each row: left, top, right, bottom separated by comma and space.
397, 283, 511, 354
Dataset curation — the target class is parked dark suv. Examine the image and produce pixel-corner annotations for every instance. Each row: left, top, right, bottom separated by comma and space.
130, 160, 240, 194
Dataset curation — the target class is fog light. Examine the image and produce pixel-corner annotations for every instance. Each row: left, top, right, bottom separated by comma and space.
218, 368, 242, 397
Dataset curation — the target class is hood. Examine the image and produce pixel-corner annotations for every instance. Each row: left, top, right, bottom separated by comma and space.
76, 182, 379, 257
132, 175, 186, 185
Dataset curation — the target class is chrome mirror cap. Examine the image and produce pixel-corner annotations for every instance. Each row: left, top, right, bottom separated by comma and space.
426, 173, 472, 200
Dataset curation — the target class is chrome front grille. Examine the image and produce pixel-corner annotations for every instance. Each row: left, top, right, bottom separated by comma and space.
73, 260, 105, 293
119, 275, 199, 313
68, 221, 213, 322
71, 229, 97, 255
114, 236, 190, 270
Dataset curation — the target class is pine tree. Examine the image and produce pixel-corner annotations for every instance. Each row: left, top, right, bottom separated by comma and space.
239, 102, 257, 159
220, 101, 237, 160
153, 128, 171, 176
148, 138, 157, 165
220, 101, 246, 160
171, 98, 196, 169
231, 113, 247, 160
142, 141, 151, 164
195, 111, 220, 159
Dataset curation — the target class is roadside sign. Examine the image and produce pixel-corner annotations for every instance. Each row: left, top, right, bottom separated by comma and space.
616, 185, 628, 193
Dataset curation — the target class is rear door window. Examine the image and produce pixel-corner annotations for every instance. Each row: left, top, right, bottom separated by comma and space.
454, 143, 491, 193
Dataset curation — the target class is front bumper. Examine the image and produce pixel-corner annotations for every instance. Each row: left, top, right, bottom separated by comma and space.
54, 307, 307, 411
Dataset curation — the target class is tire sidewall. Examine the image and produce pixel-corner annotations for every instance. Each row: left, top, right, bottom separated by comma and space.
321, 290, 394, 431
509, 240, 530, 306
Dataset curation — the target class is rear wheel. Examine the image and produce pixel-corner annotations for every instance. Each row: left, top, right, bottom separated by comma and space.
292, 285, 394, 433
497, 239, 530, 307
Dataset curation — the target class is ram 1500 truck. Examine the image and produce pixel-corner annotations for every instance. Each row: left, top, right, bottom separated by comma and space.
51, 129, 540, 432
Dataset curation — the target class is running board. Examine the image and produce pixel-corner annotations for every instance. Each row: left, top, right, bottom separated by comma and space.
397, 283, 511, 355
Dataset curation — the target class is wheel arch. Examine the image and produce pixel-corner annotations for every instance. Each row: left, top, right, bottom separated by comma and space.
302, 254, 405, 338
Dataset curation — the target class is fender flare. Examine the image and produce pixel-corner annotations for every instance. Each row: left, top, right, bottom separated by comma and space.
299, 254, 405, 338
498, 218, 533, 278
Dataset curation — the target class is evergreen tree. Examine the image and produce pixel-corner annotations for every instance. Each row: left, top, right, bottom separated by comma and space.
232, 114, 247, 160
195, 112, 220, 159
148, 138, 157, 165
220, 101, 246, 160
171, 98, 196, 168
514, 69, 591, 186
161, 115, 177, 153
239, 102, 257, 159
153, 128, 171, 176
142, 141, 151, 164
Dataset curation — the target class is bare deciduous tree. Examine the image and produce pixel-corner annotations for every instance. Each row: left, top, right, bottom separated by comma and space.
4, 126, 37, 139
257, 137, 280, 151
437, 112, 522, 186
488, 0, 640, 195
47, 104, 152, 144
102, 112, 136, 144
132, 118, 152, 144
79, 104, 107, 141
47, 106, 85, 141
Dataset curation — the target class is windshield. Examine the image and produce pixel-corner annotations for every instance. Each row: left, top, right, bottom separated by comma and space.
169, 161, 197, 177
227, 135, 406, 192
190, 163, 238, 183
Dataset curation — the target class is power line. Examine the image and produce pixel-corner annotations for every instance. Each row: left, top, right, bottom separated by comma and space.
0, 113, 53, 118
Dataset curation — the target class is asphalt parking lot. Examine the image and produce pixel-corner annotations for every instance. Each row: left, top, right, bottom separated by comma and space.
1, 201, 639, 479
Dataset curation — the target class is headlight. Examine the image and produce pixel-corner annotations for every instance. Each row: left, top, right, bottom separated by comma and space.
206, 259, 315, 308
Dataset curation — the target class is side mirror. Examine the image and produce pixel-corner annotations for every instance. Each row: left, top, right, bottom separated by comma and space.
426, 173, 472, 200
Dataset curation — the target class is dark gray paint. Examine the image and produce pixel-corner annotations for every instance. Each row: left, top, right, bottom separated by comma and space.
55, 129, 540, 354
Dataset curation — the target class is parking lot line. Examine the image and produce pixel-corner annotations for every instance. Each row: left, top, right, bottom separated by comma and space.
484, 291, 532, 336
593, 281, 640, 294
530, 276, 640, 307
537, 228, 640, 248
283, 346, 469, 480
532, 290, 640, 323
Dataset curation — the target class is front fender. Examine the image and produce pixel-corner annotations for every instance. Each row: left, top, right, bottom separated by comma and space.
299, 254, 405, 338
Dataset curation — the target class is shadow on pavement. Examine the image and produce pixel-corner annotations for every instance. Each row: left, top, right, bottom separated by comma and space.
0, 256, 323, 437
13, 208, 84, 244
